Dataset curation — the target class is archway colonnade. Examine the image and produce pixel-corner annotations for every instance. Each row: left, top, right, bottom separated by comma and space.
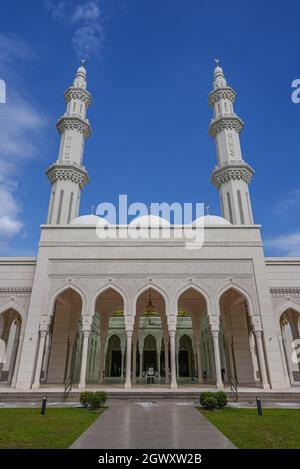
25, 282, 281, 390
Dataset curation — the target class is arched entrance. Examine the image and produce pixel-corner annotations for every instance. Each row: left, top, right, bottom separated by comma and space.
219, 288, 260, 386
94, 288, 125, 384
177, 288, 212, 384
0, 308, 22, 385
46, 288, 83, 385
133, 288, 169, 384
280, 308, 300, 384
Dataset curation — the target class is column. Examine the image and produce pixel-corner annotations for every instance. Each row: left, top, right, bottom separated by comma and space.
32, 330, 48, 389
98, 339, 106, 383
157, 342, 161, 382
164, 337, 169, 384
195, 340, 203, 384
139, 343, 143, 381
125, 330, 132, 388
277, 333, 290, 386
255, 330, 270, 389
132, 339, 137, 384
79, 329, 90, 389
212, 330, 224, 389
169, 330, 177, 388
11, 326, 25, 388
121, 351, 125, 378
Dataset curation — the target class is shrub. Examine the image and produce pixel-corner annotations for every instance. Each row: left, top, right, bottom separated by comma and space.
202, 396, 218, 410
199, 392, 213, 406
80, 391, 94, 408
89, 393, 103, 410
215, 391, 227, 408
94, 391, 107, 407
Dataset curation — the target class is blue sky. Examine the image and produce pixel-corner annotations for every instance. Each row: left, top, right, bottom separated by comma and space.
0, 0, 300, 256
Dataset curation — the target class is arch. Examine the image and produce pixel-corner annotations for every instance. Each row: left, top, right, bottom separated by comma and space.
0, 300, 26, 325
275, 300, 300, 328
173, 283, 211, 315
133, 283, 170, 318
48, 284, 87, 317
217, 283, 256, 322
91, 283, 128, 316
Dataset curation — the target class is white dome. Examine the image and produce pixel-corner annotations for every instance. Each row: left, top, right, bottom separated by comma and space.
70, 214, 110, 226
129, 214, 170, 227
193, 215, 231, 226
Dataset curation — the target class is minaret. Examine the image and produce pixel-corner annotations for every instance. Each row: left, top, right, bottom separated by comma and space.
46, 61, 91, 224
209, 60, 254, 224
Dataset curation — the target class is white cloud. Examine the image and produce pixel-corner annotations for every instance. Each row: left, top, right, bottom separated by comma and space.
43, 0, 67, 21
0, 179, 23, 246
72, 1, 101, 22
266, 231, 300, 256
44, 0, 105, 59
274, 190, 300, 214
0, 34, 47, 249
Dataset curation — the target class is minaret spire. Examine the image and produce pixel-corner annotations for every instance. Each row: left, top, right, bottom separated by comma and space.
45, 62, 92, 224
209, 61, 254, 224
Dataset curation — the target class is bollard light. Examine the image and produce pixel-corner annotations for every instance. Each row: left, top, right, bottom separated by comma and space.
41, 396, 47, 416
256, 396, 263, 416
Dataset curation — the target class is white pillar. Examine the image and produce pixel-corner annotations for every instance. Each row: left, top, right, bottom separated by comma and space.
169, 330, 177, 389
164, 337, 169, 384
255, 330, 270, 389
32, 330, 48, 389
99, 340, 106, 383
277, 333, 290, 386
157, 343, 161, 382
139, 341, 144, 383
195, 340, 203, 384
132, 339, 137, 384
79, 330, 90, 389
212, 330, 224, 389
125, 330, 132, 388
11, 324, 24, 388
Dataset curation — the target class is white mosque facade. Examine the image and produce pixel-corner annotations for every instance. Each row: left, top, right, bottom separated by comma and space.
0, 63, 300, 392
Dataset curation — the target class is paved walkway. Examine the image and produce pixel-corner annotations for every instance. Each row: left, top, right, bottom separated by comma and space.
70, 400, 236, 449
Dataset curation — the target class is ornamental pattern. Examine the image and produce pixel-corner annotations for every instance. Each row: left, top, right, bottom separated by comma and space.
64, 87, 92, 107
56, 117, 91, 138
0, 288, 32, 295
208, 87, 236, 107
211, 165, 254, 188
209, 116, 244, 138
270, 288, 300, 298
46, 164, 89, 189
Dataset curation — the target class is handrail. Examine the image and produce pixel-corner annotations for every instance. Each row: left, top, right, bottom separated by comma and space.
230, 376, 238, 402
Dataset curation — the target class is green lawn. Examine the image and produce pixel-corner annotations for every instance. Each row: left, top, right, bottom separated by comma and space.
0, 407, 104, 449
199, 408, 300, 449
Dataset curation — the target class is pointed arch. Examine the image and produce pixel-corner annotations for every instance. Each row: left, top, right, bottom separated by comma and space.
173, 283, 211, 315
48, 283, 86, 317
217, 282, 256, 321
133, 283, 170, 317
91, 283, 128, 315
0, 300, 26, 324
275, 300, 300, 325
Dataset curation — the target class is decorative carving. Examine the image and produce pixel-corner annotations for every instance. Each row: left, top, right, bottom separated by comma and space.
211, 163, 254, 188
270, 288, 300, 298
0, 288, 32, 295
64, 87, 92, 107
208, 87, 236, 107
56, 116, 91, 138
209, 116, 244, 138
46, 163, 89, 189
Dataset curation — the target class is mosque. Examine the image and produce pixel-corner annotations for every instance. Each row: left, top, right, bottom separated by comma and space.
0, 61, 299, 392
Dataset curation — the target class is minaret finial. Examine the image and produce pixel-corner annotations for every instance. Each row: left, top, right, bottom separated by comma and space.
214, 58, 220, 66
80, 58, 86, 67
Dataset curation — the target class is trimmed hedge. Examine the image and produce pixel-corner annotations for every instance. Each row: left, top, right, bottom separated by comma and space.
199, 391, 227, 410
80, 391, 107, 409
